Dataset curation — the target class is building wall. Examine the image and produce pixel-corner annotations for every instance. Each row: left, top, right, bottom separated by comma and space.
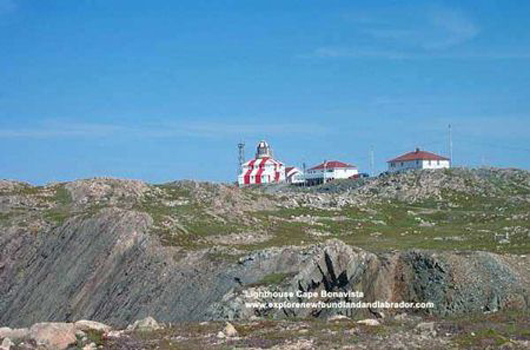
288, 173, 305, 184
388, 159, 450, 172
286, 168, 305, 184
305, 167, 359, 181
238, 161, 286, 186
422, 159, 450, 170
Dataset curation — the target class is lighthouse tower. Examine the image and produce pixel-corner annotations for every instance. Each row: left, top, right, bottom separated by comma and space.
238, 140, 286, 186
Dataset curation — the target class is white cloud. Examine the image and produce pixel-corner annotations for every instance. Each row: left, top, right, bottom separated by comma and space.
358, 5, 480, 50
299, 5, 530, 60
305, 47, 530, 60
424, 6, 480, 50
0, 120, 333, 139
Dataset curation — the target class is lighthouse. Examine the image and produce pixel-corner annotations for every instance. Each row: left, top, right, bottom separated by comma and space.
238, 140, 286, 186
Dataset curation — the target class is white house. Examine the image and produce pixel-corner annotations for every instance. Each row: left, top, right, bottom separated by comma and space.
238, 141, 286, 186
305, 160, 359, 186
387, 148, 450, 173
285, 166, 304, 184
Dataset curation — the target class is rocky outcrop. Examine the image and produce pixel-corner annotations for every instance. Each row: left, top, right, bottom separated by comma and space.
1, 209, 529, 327
0, 172, 529, 329
207, 241, 530, 320
65, 178, 152, 208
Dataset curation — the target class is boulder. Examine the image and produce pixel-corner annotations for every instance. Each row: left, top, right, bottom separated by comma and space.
29, 322, 76, 350
75, 330, 86, 339
74, 320, 111, 333
415, 322, 436, 335
0, 327, 29, 341
224, 322, 238, 337
0, 337, 14, 350
394, 313, 408, 321
105, 330, 124, 338
356, 319, 380, 326
327, 315, 350, 322
127, 317, 162, 331
82, 343, 97, 350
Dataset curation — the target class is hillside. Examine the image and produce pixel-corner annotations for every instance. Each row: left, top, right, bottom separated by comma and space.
0, 168, 529, 348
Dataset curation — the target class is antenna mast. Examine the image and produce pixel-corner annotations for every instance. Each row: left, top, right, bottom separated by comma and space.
449, 124, 453, 166
370, 145, 375, 177
237, 142, 245, 174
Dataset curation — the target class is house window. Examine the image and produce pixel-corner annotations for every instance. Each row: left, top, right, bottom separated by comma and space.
416, 160, 419, 165
400, 162, 404, 166
429, 160, 432, 165
437, 160, 440, 165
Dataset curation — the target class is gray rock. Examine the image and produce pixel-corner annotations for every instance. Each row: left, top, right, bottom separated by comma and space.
74, 320, 111, 333
327, 315, 350, 322
29, 322, 76, 350
415, 322, 437, 336
0, 337, 14, 350
82, 343, 97, 350
0, 173, 529, 328
224, 322, 238, 337
127, 317, 162, 331
357, 319, 380, 326
0, 327, 29, 341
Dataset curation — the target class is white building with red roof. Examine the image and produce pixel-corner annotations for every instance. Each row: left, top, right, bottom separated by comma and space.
285, 166, 304, 184
305, 160, 358, 186
387, 148, 450, 173
238, 141, 286, 186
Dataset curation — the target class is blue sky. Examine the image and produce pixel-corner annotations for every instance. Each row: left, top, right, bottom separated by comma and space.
1, 0, 529, 184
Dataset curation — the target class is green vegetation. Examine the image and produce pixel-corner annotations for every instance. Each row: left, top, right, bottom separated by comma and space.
53, 185, 73, 206
105, 310, 530, 349
43, 185, 74, 226
85, 329, 105, 347
451, 310, 530, 348
250, 272, 294, 286
0, 212, 11, 223
75, 329, 105, 349
238, 190, 530, 254
1, 169, 528, 255
137, 185, 255, 249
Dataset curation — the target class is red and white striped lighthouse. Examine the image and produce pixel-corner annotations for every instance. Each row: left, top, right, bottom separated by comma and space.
238, 141, 286, 186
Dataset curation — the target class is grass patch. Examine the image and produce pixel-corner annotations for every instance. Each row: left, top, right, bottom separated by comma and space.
455, 328, 509, 348
53, 185, 73, 206
249, 272, 294, 287
43, 209, 70, 226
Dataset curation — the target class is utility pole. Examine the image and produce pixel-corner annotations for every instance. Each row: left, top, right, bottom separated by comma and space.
369, 145, 375, 177
449, 124, 453, 167
323, 160, 327, 184
302, 162, 307, 188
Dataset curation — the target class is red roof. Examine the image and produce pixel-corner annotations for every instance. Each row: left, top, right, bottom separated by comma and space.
243, 157, 284, 167
309, 160, 356, 170
388, 149, 449, 163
